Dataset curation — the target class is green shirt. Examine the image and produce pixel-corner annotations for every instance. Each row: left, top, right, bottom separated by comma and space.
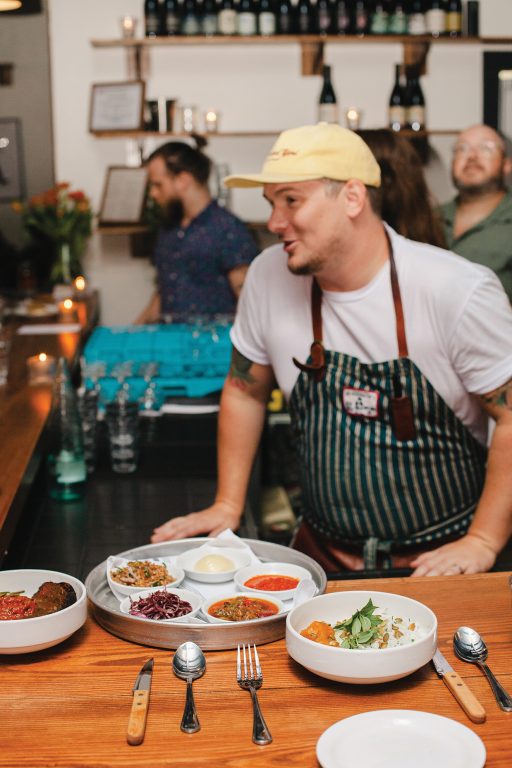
440, 191, 512, 302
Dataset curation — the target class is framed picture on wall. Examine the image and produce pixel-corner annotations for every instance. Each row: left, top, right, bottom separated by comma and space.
98, 166, 148, 226
89, 81, 145, 133
0, 118, 24, 201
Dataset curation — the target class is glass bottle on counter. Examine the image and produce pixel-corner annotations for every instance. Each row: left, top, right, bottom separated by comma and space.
259, 0, 277, 35
295, 0, 312, 34
388, 0, 408, 34
315, 0, 333, 35
46, 358, 87, 502
181, 0, 201, 35
406, 69, 426, 132
408, 0, 426, 35
145, 0, 162, 37
388, 63, 407, 132
446, 0, 462, 37
318, 65, 339, 124
370, 0, 388, 35
164, 0, 181, 34
218, 0, 238, 34
277, 0, 293, 33
238, 0, 258, 34
334, 0, 351, 34
202, 0, 219, 35
353, 0, 370, 35
425, 0, 446, 37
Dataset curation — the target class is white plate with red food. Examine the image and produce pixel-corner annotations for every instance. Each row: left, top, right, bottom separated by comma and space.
202, 591, 286, 624
107, 556, 185, 599
119, 586, 203, 623
234, 562, 315, 601
0, 569, 87, 654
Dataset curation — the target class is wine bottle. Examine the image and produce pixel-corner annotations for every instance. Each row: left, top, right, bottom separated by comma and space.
318, 64, 339, 124
334, 0, 351, 34
238, 0, 258, 35
316, 0, 333, 34
445, 0, 462, 37
425, 0, 446, 37
388, 63, 407, 132
408, 0, 426, 35
202, 0, 218, 34
370, 0, 388, 34
465, 0, 479, 37
353, 0, 370, 35
181, 0, 201, 33
405, 69, 426, 132
164, 0, 181, 34
144, 0, 162, 37
388, 0, 408, 34
295, 0, 312, 34
277, 0, 293, 33
259, 0, 277, 35
218, 0, 237, 34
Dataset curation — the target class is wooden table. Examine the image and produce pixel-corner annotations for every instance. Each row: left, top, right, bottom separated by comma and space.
0, 293, 99, 559
1, 572, 510, 767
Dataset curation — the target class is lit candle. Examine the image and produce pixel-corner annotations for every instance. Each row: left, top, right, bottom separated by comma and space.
204, 109, 220, 134
27, 353, 57, 385
345, 107, 362, 131
120, 15, 137, 38
74, 275, 87, 294
59, 298, 77, 322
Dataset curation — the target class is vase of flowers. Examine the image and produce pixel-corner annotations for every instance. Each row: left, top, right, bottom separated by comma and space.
12, 183, 92, 289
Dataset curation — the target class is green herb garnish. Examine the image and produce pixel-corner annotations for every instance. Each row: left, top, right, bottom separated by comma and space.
333, 599, 385, 649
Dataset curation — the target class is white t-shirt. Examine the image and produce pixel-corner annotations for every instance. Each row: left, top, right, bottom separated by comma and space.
231, 227, 512, 446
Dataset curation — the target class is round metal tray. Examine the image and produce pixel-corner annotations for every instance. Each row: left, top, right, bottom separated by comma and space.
85, 538, 326, 650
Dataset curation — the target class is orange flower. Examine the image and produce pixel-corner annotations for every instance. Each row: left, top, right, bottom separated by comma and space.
10, 201, 23, 213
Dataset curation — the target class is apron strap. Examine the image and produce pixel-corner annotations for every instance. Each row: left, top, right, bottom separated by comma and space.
387, 232, 409, 358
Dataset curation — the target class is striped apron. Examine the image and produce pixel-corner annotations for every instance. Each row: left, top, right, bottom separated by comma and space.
289, 245, 488, 570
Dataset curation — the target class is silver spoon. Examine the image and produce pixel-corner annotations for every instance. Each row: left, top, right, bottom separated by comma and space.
454, 626, 512, 712
172, 641, 206, 732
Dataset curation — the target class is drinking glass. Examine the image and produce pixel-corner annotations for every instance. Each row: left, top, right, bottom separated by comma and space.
105, 401, 140, 474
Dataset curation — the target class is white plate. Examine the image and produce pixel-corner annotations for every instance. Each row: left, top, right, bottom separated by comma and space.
234, 561, 314, 601
176, 544, 251, 583
316, 710, 486, 768
106, 556, 184, 598
202, 592, 285, 623
119, 586, 202, 623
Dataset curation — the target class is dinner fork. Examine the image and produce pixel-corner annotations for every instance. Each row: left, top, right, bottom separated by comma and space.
236, 643, 273, 745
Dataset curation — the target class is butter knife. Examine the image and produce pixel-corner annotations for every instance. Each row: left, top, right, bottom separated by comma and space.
432, 649, 486, 723
127, 658, 154, 745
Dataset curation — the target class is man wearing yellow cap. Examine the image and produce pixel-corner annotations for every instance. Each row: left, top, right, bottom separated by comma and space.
152, 123, 512, 577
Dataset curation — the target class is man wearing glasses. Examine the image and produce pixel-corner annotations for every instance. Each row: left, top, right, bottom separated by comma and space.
441, 124, 512, 302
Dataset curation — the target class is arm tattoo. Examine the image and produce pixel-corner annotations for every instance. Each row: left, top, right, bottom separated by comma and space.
228, 347, 256, 388
481, 378, 512, 410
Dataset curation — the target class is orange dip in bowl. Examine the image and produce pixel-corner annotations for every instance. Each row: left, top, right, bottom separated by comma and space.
244, 574, 300, 592
208, 595, 279, 622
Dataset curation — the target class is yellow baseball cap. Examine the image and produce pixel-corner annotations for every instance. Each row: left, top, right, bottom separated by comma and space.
224, 123, 381, 189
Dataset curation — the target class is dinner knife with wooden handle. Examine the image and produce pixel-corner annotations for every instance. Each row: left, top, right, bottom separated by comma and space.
432, 649, 486, 723
127, 658, 154, 745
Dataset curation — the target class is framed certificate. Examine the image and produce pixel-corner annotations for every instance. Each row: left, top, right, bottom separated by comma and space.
89, 81, 145, 133
98, 166, 148, 226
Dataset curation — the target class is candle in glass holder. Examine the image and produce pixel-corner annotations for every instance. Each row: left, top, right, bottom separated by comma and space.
345, 107, 362, 131
27, 353, 57, 385
204, 109, 220, 134
59, 298, 77, 322
74, 275, 87, 295
120, 15, 137, 38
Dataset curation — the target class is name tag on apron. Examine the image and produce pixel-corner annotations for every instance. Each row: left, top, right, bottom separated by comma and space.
342, 387, 380, 419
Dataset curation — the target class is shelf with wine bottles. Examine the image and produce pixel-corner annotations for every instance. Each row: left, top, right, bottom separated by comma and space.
91, 35, 512, 76
91, 128, 461, 140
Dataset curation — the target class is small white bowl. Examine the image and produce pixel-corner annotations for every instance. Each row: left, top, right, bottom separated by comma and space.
0, 569, 87, 654
107, 556, 185, 598
202, 591, 285, 623
119, 586, 202, 623
234, 562, 314, 601
176, 545, 251, 583
286, 590, 437, 684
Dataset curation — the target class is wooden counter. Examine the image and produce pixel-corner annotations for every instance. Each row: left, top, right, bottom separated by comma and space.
0, 293, 99, 560
0, 572, 511, 767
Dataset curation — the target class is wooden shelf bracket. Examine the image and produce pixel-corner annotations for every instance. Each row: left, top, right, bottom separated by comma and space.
301, 41, 324, 76
403, 40, 430, 75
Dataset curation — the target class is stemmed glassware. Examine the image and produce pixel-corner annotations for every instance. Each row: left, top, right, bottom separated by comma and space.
111, 361, 133, 403
138, 361, 160, 412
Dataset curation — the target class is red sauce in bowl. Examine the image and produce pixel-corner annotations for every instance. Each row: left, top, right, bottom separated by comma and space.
0, 595, 38, 621
208, 596, 279, 621
244, 574, 300, 592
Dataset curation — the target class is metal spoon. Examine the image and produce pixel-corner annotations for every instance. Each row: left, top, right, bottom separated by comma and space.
454, 626, 512, 712
172, 641, 206, 732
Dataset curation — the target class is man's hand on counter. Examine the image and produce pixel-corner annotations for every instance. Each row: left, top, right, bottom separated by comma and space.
150, 501, 243, 543
409, 533, 497, 577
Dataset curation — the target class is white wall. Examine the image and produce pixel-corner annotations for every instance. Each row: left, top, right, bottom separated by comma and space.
48, 0, 512, 323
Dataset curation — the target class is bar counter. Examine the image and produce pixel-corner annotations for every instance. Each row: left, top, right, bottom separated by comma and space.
1, 572, 511, 767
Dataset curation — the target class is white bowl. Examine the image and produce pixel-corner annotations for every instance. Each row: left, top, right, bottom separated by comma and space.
286, 590, 437, 684
119, 586, 202, 623
107, 556, 184, 598
202, 591, 285, 623
234, 562, 314, 601
0, 569, 87, 654
176, 545, 252, 583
